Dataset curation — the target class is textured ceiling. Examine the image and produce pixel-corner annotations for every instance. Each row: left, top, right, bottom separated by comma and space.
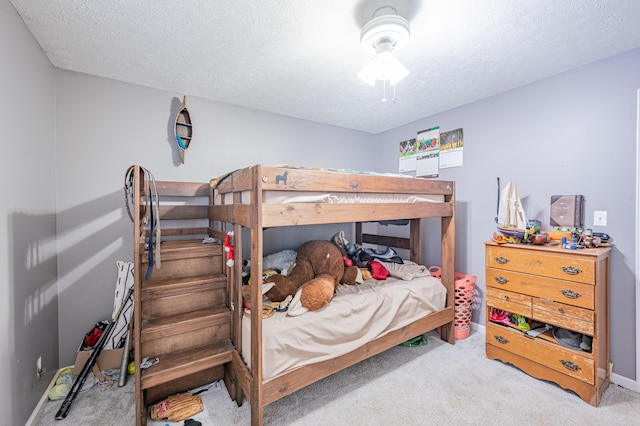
10, 0, 640, 134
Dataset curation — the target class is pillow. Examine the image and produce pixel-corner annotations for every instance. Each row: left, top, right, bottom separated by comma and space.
379, 260, 430, 281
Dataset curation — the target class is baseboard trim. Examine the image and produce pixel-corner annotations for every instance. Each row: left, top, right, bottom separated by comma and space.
611, 372, 639, 393
25, 366, 72, 426
471, 321, 485, 334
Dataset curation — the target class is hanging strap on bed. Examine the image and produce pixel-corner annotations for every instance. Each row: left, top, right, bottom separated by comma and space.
149, 174, 161, 270
145, 202, 155, 280
145, 169, 161, 277
124, 165, 162, 278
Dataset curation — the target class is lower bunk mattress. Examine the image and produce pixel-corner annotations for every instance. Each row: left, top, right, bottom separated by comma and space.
242, 274, 446, 380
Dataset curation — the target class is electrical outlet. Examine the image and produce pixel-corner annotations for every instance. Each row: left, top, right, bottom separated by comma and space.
36, 356, 43, 379
594, 211, 607, 227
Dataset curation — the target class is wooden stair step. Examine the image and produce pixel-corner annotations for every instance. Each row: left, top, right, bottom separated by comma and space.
141, 239, 221, 264
141, 307, 230, 342
141, 274, 226, 300
140, 340, 234, 390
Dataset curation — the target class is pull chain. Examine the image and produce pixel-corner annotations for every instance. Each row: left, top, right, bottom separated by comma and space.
380, 80, 398, 103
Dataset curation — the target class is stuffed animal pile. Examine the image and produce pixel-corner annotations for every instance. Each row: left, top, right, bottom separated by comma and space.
243, 240, 359, 314
241, 231, 421, 315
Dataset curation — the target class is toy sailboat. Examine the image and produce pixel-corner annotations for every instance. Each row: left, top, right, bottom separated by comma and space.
174, 96, 192, 164
496, 180, 528, 240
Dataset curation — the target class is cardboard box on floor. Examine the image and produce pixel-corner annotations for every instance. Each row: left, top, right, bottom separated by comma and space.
73, 347, 124, 385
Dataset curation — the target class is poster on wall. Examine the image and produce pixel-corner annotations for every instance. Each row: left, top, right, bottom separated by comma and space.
398, 138, 417, 172
415, 126, 440, 177
439, 128, 464, 168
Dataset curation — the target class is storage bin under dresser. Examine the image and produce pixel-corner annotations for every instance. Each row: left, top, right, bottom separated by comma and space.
485, 241, 611, 406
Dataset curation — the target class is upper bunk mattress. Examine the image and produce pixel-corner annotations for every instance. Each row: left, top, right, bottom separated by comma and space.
211, 165, 447, 205
242, 274, 446, 380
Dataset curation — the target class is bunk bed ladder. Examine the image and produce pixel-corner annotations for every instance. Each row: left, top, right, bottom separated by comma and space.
131, 166, 234, 426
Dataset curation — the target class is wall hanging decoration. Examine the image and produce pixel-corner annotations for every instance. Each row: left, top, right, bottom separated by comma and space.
174, 96, 192, 164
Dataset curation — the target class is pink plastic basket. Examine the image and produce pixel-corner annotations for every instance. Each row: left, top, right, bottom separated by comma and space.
429, 266, 477, 340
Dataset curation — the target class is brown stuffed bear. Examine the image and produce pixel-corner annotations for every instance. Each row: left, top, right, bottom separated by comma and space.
259, 240, 359, 311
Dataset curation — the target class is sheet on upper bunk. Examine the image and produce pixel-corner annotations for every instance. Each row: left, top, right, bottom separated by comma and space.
241, 274, 446, 380
217, 191, 444, 205
210, 165, 445, 205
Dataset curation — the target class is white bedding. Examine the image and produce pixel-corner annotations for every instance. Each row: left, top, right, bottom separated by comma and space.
217, 191, 443, 205
241, 274, 446, 380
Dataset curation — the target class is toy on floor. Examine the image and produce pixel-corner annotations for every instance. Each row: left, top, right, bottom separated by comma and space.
150, 392, 203, 422
48, 368, 97, 401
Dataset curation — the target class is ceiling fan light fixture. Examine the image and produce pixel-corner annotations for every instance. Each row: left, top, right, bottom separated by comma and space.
357, 6, 410, 87
357, 45, 410, 86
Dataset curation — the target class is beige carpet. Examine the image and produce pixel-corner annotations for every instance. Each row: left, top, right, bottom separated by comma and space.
36, 330, 640, 425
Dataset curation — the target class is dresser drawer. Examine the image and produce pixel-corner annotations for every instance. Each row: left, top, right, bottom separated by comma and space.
486, 287, 531, 317
486, 246, 595, 284
486, 323, 594, 384
532, 298, 594, 335
486, 268, 595, 309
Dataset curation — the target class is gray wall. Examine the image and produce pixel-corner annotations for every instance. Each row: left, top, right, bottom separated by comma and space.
54, 70, 378, 366
377, 49, 640, 381
1, 0, 58, 424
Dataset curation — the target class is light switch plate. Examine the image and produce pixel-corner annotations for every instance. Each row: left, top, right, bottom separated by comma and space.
594, 211, 607, 226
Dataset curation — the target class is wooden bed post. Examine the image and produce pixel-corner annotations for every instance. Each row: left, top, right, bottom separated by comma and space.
440, 182, 456, 344
355, 222, 362, 245
131, 166, 146, 426
231, 220, 243, 404
249, 166, 265, 426
409, 219, 421, 263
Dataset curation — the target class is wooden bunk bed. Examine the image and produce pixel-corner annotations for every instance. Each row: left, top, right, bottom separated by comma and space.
209, 165, 457, 426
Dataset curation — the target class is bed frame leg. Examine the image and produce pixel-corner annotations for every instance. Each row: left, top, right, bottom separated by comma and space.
440, 321, 455, 344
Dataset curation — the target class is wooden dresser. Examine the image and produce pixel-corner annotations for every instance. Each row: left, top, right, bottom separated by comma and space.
485, 241, 611, 406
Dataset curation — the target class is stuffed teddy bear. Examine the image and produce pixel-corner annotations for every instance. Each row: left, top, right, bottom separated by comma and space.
253, 240, 359, 312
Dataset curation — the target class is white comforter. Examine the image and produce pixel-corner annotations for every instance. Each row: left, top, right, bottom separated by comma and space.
242, 274, 446, 379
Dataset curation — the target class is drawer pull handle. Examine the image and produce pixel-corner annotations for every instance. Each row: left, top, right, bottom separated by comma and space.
560, 360, 581, 372
494, 276, 509, 285
561, 266, 582, 275
558, 307, 564, 314
504, 295, 510, 301
495, 256, 509, 264
560, 289, 581, 299
494, 335, 509, 344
